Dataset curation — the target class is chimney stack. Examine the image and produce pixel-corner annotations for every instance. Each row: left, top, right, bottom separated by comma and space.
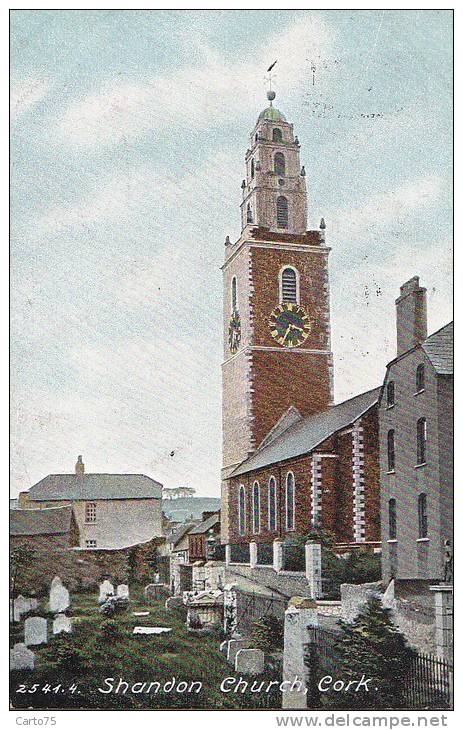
75, 455, 85, 475
395, 277, 427, 356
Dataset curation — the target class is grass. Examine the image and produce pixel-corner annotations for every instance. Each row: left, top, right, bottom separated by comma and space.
10, 586, 281, 709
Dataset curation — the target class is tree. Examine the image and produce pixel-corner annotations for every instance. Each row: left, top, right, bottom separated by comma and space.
327, 598, 416, 709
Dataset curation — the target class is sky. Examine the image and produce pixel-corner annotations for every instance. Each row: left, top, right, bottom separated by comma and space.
10, 10, 453, 497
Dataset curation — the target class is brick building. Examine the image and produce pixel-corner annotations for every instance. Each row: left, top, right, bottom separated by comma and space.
221, 90, 380, 549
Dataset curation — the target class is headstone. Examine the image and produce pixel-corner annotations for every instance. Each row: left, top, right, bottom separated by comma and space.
49, 577, 70, 613
227, 638, 250, 664
24, 617, 47, 646
98, 579, 114, 604
133, 626, 172, 635
53, 613, 72, 635
13, 595, 38, 622
235, 648, 265, 675
10, 643, 35, 670
116, 584, 129, 599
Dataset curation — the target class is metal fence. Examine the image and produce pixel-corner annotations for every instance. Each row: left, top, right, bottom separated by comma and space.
230, 543, 250, 564
305, 627, 452, 709
235, 588, 287, 637
282, 543, 305, 571
213, 543, 226, 562
256, 543, 273, 566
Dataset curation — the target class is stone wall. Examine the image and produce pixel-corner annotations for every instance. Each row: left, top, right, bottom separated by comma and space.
10, 534, 163, 595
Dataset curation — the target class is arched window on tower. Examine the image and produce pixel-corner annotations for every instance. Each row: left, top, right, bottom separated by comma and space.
285, 472, 295, 531
273, 128, 282, 142
231, 276, 237, 312
280, 267, 298, 304
268, 477, 277, 531
274, 152, 286, 175
250, 159, 255, 178
417, 418, 427, 465
238, 485, 246, 535
246, 204, 253, 224
418, 493, 428, 538
416, 364, 425, 393
388, 498, 397, 539
252, 481, 260, 534
387, 429, 395, 472
277, 196, 288, 228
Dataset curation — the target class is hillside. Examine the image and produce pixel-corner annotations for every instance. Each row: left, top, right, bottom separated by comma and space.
162, 496, 220, 522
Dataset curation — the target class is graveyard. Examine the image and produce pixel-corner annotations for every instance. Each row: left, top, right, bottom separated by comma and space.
10, 582, 281, 710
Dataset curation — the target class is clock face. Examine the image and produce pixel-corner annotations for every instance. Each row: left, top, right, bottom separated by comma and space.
269, 303, 311, 347
229, 311, 241, 354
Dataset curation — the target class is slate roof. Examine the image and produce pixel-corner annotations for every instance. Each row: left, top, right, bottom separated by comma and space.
26, 473, 163, 502
422, 322, 453, 375
231, 387, 381, 477
169, 521, 198, 547
10, 506, 73, 536
189, 514, 220, 535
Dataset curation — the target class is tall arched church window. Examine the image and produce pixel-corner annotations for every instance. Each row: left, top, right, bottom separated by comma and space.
273, 128, 282, 142
231, 276, 237, 312
238, 485, 246, 535
274, 152, 286, 175
268, 477, 277, 531
277, 196, 288, 228
246, 204, 253, 223
280, 267, 298, 304
252, 481, 260, 534
285, 472, 295, 531
387, 429, 395, 472
250, 159, 255, 178
416, 364, 425, 393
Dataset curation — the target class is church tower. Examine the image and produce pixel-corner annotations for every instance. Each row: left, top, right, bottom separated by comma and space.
221, 90, 334, 541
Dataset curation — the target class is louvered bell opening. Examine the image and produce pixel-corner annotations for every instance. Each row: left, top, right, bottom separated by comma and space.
277, 196, 288, 228
282, 268, 297, 303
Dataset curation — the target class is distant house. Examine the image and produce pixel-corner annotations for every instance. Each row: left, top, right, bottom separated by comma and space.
168, 521, 199, 563
18, 456, 163, 550
10, 505, 79, 550
380, 278, 453, 584
188, 512, 221, 562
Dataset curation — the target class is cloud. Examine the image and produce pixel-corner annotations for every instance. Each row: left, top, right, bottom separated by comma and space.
10, 78, 49, 121
54, 15, 335, 147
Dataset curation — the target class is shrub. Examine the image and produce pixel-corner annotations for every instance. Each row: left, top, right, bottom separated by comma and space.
98, 619, 123, 642
250, 615, 284, 653
40, 634, 89, 671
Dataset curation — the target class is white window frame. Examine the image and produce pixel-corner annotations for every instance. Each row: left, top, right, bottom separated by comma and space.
279, 265, 300, 304
252, 480, 260, 534
85, 502, 97, 524
285, 471, 296, 531
268, 476, 277, 531
238, 484, 246, 535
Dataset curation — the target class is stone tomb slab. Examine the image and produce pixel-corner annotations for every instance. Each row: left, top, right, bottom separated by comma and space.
133, 627, 172, 635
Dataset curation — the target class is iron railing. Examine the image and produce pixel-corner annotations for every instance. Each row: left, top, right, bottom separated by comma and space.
230, 543, 250, 564
256, 543, 273, 566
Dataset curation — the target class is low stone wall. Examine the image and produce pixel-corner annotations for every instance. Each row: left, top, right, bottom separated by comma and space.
225, 564, 311, 598
10, 535, 162, 595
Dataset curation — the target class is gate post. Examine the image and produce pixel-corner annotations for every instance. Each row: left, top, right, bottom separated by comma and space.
273, 538, 283, 572
305, 541, 322, 598
225, 544, 231, 566
282, 597, 319, 709
250, 541, 257, 569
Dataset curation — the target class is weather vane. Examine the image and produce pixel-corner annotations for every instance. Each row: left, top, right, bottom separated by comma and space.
264, 60, 278, 100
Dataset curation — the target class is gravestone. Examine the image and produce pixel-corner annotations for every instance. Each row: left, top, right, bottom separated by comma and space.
49, 577, 70, 613
133, 626, 172, 635
10, 643, 35, 670
13, 595, 38, 622
24, 617, 47, 647
116, 584, 129, 599
235, 648, 265, 675
227, 638, 250, 665
53, 613, 72, 635
98, 580, 114, 604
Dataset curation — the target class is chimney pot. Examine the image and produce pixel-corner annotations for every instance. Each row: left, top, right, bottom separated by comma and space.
395, 277, 427, 356
75, 455, 85, 475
